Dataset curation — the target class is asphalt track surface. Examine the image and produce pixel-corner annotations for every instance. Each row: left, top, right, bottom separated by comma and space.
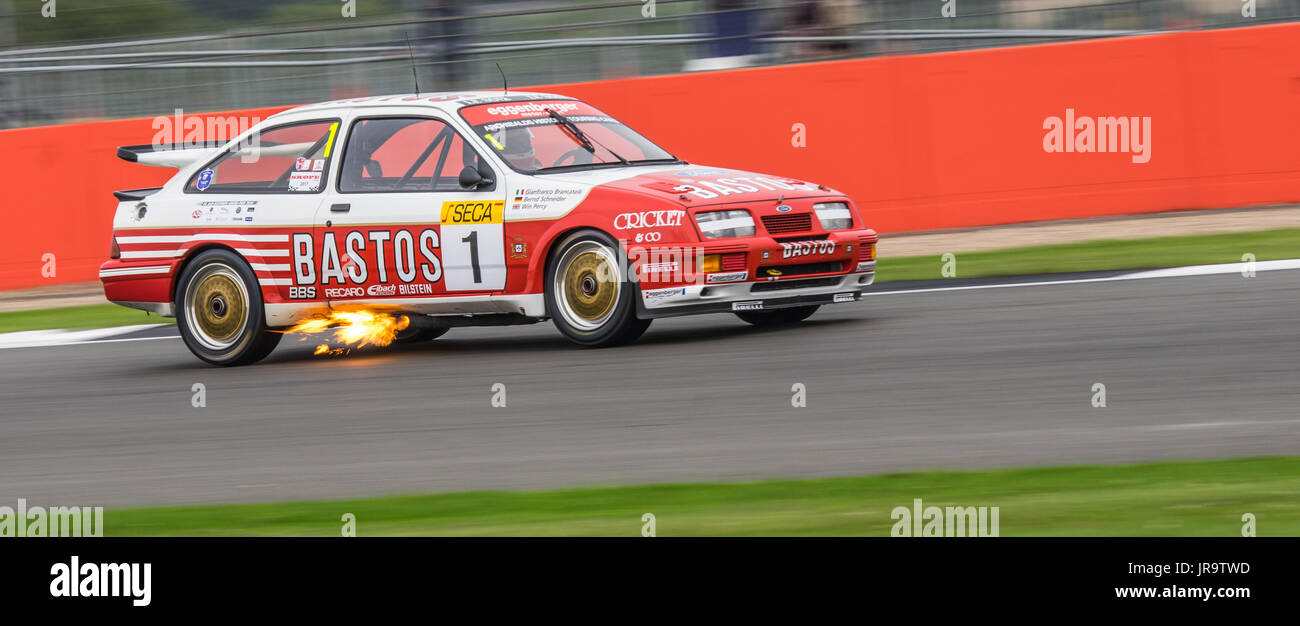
2, 269, 1298, 508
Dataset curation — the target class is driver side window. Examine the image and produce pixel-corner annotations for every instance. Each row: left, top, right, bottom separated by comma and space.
339, 117, 492, 193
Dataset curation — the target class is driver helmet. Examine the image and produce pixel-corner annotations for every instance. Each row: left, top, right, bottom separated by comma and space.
499, 126, 537, 170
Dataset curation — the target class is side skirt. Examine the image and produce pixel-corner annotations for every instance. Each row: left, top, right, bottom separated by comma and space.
264, 293, 546, 327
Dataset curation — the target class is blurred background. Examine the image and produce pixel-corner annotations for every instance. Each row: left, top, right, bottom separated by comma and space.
2, 0, 1298, 129
2, 1, 1299, 538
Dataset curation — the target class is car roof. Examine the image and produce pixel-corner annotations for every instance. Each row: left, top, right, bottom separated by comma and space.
272, 91, 576, 118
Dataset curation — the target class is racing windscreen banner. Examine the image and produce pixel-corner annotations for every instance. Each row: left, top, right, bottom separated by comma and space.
459, 100, 617, 132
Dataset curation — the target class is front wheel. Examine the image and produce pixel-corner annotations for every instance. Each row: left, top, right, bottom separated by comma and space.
175, 249, 281, 366
546, 230, 650, 347
735, 305, 820, 326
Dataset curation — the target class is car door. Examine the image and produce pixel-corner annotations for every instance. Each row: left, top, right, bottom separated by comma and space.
316, 115, 505, 308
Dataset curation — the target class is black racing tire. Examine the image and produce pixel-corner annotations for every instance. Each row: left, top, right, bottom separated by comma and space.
545, 229, 651, 347
735, 305, 820, 326
174, 248, 281, 366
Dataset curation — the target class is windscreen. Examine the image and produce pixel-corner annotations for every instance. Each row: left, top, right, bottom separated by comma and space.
459, 100, 675, 173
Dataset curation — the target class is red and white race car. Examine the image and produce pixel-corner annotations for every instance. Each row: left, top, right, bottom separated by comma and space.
101, 91, 878, 365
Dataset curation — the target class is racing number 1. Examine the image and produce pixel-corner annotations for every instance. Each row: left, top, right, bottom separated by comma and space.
462, 230, 482, 284
440, 200, 504, 291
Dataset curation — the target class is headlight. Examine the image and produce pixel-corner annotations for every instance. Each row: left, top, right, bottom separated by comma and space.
814, 202, 853, 230
694, 210, 755, 238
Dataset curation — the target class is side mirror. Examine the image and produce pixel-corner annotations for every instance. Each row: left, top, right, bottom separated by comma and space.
458, 165, 495, 190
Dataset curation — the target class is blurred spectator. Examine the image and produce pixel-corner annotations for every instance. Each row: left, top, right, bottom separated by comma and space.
788, 0, 863, 61
4, 0, 1298, 127
709, 0, 760, 58
685, 0, 764, 71
418, 0, 468, 90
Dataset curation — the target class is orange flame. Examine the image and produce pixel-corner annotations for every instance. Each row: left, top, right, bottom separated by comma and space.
284, 311, 410, 355
313, 344, 350, 356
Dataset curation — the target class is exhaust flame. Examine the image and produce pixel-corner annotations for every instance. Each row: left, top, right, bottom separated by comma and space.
313, 344, 349, 357
284, 311, 411, 356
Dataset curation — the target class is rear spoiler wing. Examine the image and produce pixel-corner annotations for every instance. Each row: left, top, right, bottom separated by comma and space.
116, 141, 226, 169
113, 187, 164, 202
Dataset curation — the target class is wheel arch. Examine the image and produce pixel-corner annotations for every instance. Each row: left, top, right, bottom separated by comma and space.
170, 243, 246, 304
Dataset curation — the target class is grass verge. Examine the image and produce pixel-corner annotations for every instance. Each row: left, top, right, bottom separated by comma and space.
105, 456, 1300, 536
0, 303, 172, 334
876, 227, 1300, 281
3, 227, 1297, 335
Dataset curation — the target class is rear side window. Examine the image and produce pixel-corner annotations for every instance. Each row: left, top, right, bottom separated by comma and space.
338, 117, 492, 193
186, 119, 340, 194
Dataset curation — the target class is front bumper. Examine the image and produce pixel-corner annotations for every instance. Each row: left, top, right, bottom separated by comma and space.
632, 225, 877, 318
635, 263, 875, 319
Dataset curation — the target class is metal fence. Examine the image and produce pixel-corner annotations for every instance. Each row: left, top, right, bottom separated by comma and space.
1, 0, 1297, 128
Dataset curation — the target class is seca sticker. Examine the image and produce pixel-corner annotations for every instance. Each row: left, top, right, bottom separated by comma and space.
440, 200, 504, 225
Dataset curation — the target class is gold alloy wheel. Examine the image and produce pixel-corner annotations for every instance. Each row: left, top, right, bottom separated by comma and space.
184, 263, 250, 351
552, 241, 621, 331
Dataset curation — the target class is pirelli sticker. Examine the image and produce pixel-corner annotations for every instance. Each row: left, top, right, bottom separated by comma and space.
440, 200, 504, 225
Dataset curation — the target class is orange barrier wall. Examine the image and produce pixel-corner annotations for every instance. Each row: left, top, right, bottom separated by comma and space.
2, 23, 1298, 290
545, 22, 1300, 233
1, 107, 290, 291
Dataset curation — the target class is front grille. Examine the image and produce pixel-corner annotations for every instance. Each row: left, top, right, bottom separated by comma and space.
755, 261, 845, 278
761, 213, 813, 234
705, 243, 747, 254
774, 233, 829, 243
720, 252, 747, 272
751, 277, 841, 292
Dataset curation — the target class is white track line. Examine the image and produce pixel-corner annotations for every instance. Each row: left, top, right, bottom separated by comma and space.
866, 259, 1300, 296
0, 324, 172, 349
21, 335, 181, 348
3, 259, 1299, 350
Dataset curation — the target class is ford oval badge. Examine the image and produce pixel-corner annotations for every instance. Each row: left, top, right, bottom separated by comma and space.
775, 204, 793, 213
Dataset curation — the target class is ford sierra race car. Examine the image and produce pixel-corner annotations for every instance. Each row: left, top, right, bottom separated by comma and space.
101, 91, 878, 365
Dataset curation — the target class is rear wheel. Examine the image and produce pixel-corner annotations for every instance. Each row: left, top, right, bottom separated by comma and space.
546, 230, 650, 347
175, 249, 281, 366
735, 305, 820, 326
